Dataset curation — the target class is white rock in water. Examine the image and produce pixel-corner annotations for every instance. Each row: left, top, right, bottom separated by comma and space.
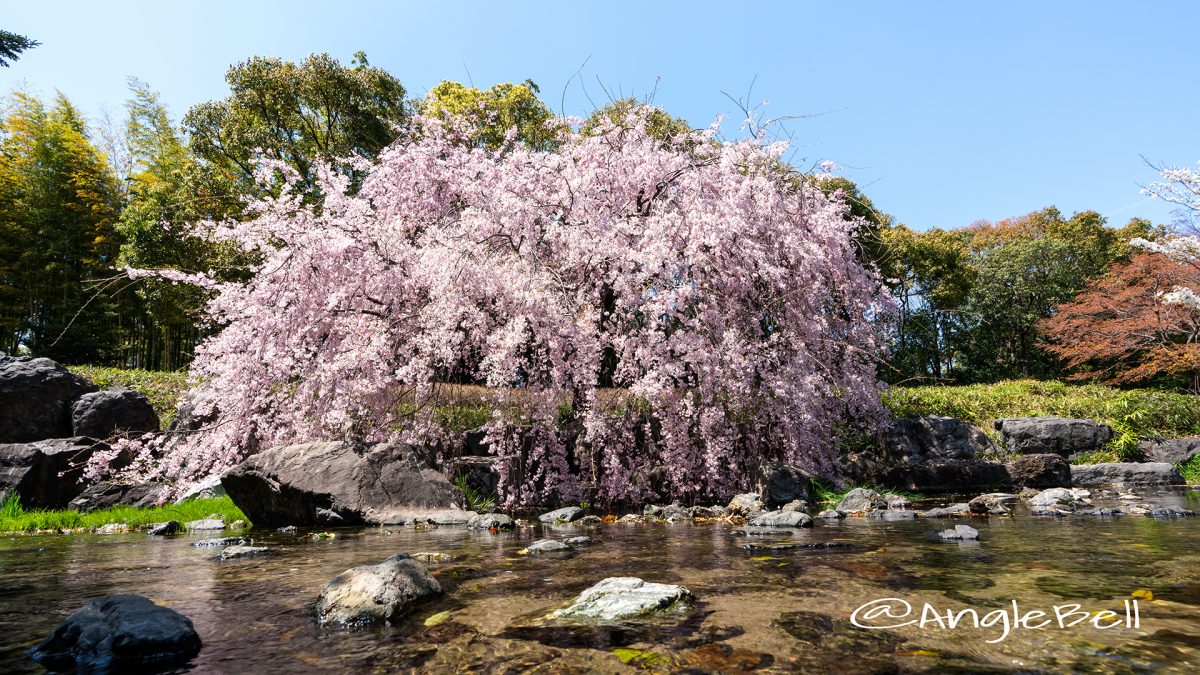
316, 554, 441, 627
549, 577, 693, 621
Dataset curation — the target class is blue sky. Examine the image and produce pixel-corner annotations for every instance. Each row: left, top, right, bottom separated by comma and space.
3, 1, 1196, 230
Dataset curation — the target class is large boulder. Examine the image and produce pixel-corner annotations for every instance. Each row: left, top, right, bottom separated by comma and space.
27, 595, 201, 672
835, 487, 888, 513
71, 388, 159, 440
0, 357, 97, 443
69, 480, 167, 512
548, 577, 693, 621
315, 554, 441, 627
753, 463, 816, 508
0, 437, 106, 509
994, 417, 1113, 458
877, 416, 995, 463
1071, 462, 1183, 486
1138, 437, 1200, 465
872, 459, 1011, 494
1006, 454, 1071, 488
221, 441, 466, 527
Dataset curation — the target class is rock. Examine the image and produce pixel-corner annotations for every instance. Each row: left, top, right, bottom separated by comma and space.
0, 357, 97, 443
411, 552, 455, 563
1007, 454, 1071, 488
781, 500, 809, 513
645, 503, 689, 520
687, 506, 718, 518
520, 539, 572, 555
185, 516, 226, 531
277, 525, 298, 533
576, 514, 604, 525
816, 509, 845, 519
548, 577, 693, 621
884, 494, 909, 510
70, 388, 159, 440
315, 554, 441, 627
27, 595, 200, 672
1026, 487, 1086, 515
229, 519, 248, 530
749, 510, 813, 528
921, 503, 971, 518
994, 417, 1113, 458
193, 537, 245, 547
146, 521, 180, 536
617, 514, 643, 523
564, 536, 595, 547
866, 509, 917, 521
69, 480, 166, 512
218, 545, 270, 560
1145, 505, 1195, 518
423, 509, 476, 525
872, 459, 1012, 494
175, 475, 226, 503
446, 455, 500, 498
877, 416, 995, 463
1071, 463, 1183, 486
221, 441, 465, 527
835, 488, 887, 513
468, 513, 515, 530
538, 506, 583, 523
0, 437, 106, 509
726, 493, 765, 517
754, 463, 816, 508
1138, 437, 1200, 465
1076, 507, 1124, 517
968, 494, 1009, 515
938, 524, 980, 540
94, 523, 128, 534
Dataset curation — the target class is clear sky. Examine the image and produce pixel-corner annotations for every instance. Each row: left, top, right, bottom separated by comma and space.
3, 1, 1196, 230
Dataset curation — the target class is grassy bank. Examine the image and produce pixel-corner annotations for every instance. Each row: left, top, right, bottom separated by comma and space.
885, 379, 1200, 463
0, 495, 246, 534
70, 365, 190, 425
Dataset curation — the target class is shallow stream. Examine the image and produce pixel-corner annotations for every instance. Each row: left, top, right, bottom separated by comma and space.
3, 490, 1200, 673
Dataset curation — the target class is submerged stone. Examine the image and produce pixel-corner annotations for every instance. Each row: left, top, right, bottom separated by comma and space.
520, 539, 571, 555
219, 545, 270, 560
549, 577, 693, 621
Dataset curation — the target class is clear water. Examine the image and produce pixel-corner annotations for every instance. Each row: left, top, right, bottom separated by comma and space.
3, 490, 1200, 673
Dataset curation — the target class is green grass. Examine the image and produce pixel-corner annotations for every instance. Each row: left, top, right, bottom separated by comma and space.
886, 380, 1200, 461
811, 478, 922, 506
454, 473, 496, 512
1178, 455, 1200, 485
70, 365, 190, 425
0, 495, 246, 534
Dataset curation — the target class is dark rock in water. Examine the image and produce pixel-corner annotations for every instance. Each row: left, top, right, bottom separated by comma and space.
548, 577, 693, 621
835, 488, 887, 513
315, 554, 441, 627
218, 545, 270, 560
0, 357, 97, 443
1071, 462, 1183, 486
146, 521, 180, 536
816, 509, 845, 519
27, 594, 201, 672
725, 493, 765, 517
774, 610, 906, 671
866, 509, 918, 521
1007, 453, 1071, 488
277, 526, 298, 534
873, 459, 1012, 494
754, 462, 816, 508
521, 539, 571, 555
995, 417, 1113, 458
1139, 437, 1200, 465
538, 506, 583, 523
744, 540, 858, 552
193, 537, 246, 547
0, 437, 107, 509
877, 416, 995, 463
1145, 505, 1195, 518
221, 441, 465, 527
1076, 507, 1124, 517
69, 480, 165, 512
467, 512, 515, 530
71, 388, 159, 440
750, 510, 813, 528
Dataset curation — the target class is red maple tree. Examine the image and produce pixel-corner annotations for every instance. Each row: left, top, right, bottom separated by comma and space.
1040, 252, 1200, 390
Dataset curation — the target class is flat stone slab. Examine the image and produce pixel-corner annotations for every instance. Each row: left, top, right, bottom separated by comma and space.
749, 510, 813, 528
1071, 463, 1183, 486
520, 539, 571, 555
184, 518, 226, 531
549, 577, 693, 621
193, 537, 246, 547
218, 545, 270, 560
